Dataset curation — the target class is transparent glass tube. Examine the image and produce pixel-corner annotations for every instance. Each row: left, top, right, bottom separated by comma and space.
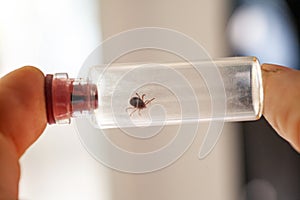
45, 56, 263, 128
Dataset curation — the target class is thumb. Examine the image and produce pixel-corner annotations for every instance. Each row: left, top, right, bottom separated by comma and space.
262, 64, 300, 152
0, 66, 47, 156
0, 66, 47, 199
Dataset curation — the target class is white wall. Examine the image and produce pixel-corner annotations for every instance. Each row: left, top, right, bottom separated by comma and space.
0, 1, 109, 199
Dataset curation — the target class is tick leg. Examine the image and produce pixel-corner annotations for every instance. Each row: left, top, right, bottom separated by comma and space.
129, 108, 138, 116
135, 93, 141, 99
145, 98, 155, 105
141, 94, 146, 101
126, 106, 135, 112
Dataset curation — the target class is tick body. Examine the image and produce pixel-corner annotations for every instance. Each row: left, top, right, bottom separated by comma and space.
126, 93, 155, 116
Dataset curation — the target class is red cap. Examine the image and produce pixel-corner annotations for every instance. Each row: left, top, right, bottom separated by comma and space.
44, 73, 98, 124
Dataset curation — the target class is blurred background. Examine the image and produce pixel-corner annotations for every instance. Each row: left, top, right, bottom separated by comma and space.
0, 0, 300, 199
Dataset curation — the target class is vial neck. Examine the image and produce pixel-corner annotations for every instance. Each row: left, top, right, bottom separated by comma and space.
45, 73, 98, 124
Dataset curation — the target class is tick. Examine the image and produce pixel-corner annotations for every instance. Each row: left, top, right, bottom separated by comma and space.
126, 93, 155, 116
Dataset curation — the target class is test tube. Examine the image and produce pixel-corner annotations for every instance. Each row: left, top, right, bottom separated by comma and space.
45, 56, 263, 128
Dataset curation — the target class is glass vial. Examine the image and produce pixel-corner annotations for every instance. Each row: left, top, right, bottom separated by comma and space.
45, 56, 263, 128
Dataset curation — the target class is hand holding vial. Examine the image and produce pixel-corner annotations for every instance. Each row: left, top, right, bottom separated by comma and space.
0, 63, 300, 198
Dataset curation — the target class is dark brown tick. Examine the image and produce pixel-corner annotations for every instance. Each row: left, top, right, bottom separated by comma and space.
126, 93, 155, 116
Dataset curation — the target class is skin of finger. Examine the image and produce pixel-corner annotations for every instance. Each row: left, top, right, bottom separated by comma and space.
262, 64, 300, 152
0, 66, 47, 156
0, 133, 20, 199
0, 66, 47, 199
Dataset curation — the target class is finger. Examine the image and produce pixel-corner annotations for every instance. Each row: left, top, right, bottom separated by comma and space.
0, 66, 47, 199
0, 133, 19, 199
0, 66, 47, 156
262, 64, 300, 152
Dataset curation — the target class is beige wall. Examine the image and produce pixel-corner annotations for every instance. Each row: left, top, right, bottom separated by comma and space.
100, 0, 229, 57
